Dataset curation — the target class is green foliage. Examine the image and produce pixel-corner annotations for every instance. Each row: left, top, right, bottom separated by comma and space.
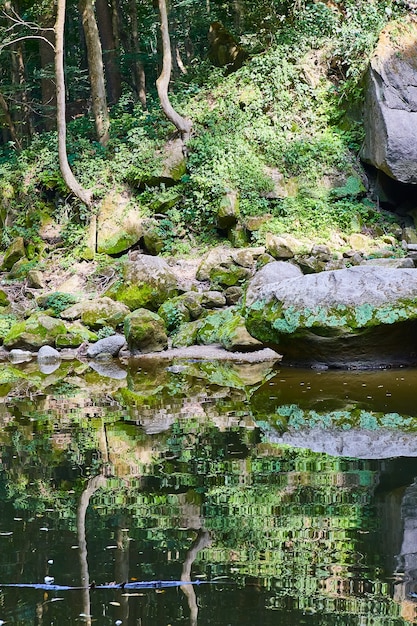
0, 0, 408, 252
0, 314, 17, 340
41, 292, 77, 316
96, 325, 116, 339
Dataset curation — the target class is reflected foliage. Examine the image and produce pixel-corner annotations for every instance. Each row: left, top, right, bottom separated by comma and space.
0, 360, 416, 623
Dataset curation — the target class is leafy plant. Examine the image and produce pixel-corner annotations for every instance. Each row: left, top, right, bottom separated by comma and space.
41, 292, 77, 316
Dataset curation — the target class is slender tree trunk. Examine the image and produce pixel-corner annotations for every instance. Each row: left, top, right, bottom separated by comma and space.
79, 0, 110, 145
95, 0, 122, 105
55, 0, 93, 206
156, 0, 192, 143
180, 530, 211, 626
40, 25, 57, 131
77, 475, 106, 626
0, 91, 22, 149
129, 0, 147, 108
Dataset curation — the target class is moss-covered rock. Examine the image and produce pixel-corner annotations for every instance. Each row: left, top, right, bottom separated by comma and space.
124, 308, 168, 354
245, 265, 417, 367
209, 263, 252, 288
1, 237, 26, 271
4, 313, 67, 349
171, 320, 202, 348
217, 190, 239, 229
55, 322, 98, 348
142, 222, 165, 255
96, 192, 145, 255
106, 253, 178, 311
158, 292, 206, 331
61, 297, 129, 330
218, 313, 263, 352
0, 289, 9, 306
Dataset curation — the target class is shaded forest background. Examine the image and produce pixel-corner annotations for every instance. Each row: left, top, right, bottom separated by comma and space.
0, 0, 413, 257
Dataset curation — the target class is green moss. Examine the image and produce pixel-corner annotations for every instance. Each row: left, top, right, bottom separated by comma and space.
246, 296, 417, 346
4, 314, 67, 348
268, 405, 417, 432
197, 309, 236, 345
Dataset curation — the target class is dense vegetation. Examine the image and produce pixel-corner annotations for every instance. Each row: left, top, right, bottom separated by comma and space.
0, 0, 411, 263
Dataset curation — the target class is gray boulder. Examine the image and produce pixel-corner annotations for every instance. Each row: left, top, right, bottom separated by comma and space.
245, 261, 303, 307
38, 345, 61, 361
87, 334, 126, 358
361, 19, 417, 183
245, 265, 417, 368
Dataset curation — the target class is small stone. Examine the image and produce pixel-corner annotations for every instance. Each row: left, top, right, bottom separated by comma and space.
27, 270, 45, 289
224, 286, 243, 306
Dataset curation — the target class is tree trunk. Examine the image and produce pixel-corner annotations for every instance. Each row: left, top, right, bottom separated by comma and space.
95, 0, 122, 105
0, 91, 22, 149
79, 0, 110, 145
77, 475, 106, 626
156, 0, 192, 143
55, 0, 93, 206
39, 26, 57, 131
129, 0, 147, 108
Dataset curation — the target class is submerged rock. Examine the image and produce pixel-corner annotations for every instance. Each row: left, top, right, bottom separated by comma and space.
245, 265, 417, 368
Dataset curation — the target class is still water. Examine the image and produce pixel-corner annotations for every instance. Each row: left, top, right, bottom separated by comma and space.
0, 355, 417, 625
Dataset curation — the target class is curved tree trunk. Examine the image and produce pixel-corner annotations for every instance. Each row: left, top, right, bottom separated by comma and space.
156, 0, 192, 143
79, 0, 110, 145
55, 0, 93, 206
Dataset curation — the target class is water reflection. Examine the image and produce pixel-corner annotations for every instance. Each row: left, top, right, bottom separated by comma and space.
0, 359, 416, 623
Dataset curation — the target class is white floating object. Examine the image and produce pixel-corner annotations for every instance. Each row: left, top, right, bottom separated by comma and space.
48, 559, 54, 565
44, 576, 55, 584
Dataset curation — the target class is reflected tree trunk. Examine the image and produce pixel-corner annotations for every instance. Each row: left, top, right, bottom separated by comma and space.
180, 529, 211, 626
115, 523, 130, 622
77, 474, 107, 625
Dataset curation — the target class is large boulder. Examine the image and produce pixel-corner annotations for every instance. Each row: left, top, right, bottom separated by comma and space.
86, 334, 126, 358
106, 253, 178, 311
96, 192, 145, 255
124, 309, 168, 354
61, 297, 129, 329
4, 313, 67, 350
1, 237, 26, 271
361, 19, 417, 183
245, 266, 417, 368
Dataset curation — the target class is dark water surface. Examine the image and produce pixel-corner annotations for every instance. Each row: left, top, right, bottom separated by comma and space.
0, 357, 417, 625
